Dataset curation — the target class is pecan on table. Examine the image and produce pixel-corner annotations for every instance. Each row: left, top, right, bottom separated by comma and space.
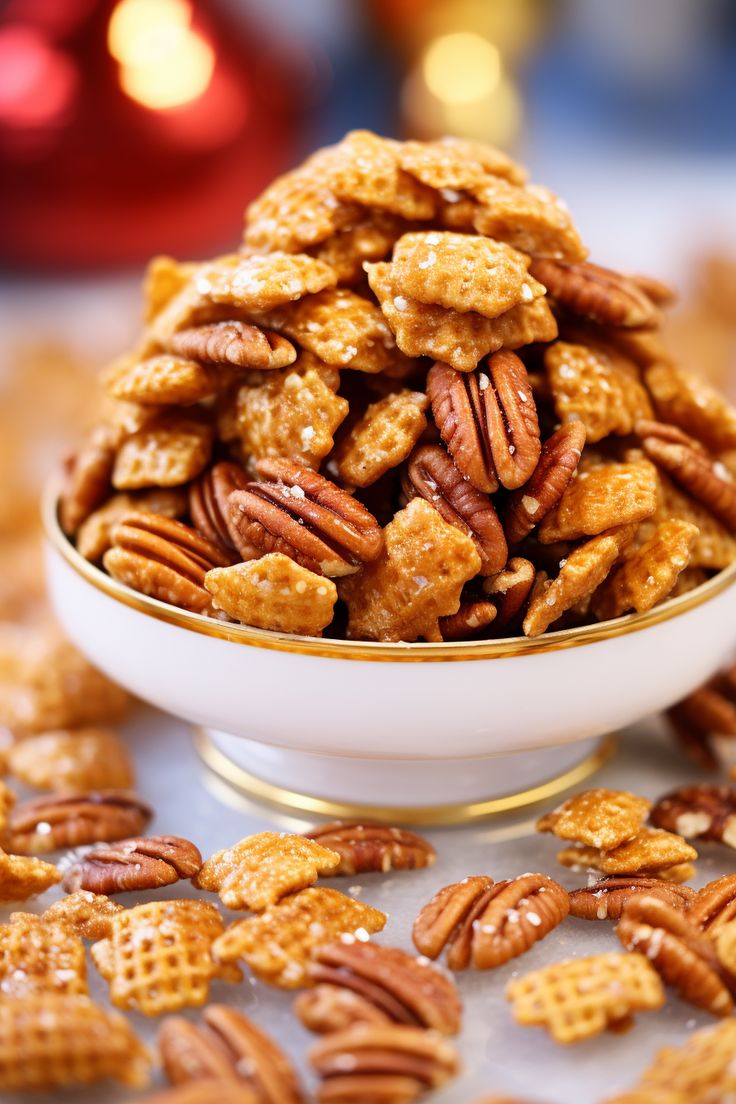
687, 874, 736, 936
189, 461, 250, 551
62, 835, 202, 895
103, 511, 234, 615
427, 352, 541, 494
159, 1004, 304, 1103
403, 444, 507, 575
228, 458, 383, 577
616, 895, 733, 1016
309, 1024, 459, 1104
302, 822, 436, 876
650, 784, 736, 849
9, 791, 152, 855
413, 873, 568, 970
297, 941, 461, 1036
528, 259, 662, 329
568, 875, 695, 921
503, 422, 586, 544
666, 669, 736, 771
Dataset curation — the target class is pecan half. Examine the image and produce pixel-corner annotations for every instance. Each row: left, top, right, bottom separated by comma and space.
62, 835, 202, 895
300, 941, 462, 1036
9, 791, 152, 855
294, 985, 391, 1035
403, 445, 507, 575
503, 423, 586, 544
651, 785, 736, 849
616, 895, 733, 1016
666, 669, 736, 772
60, 425, 118, 535
439, 599, 498, 640
413, 873, 568, 970
302, 823, 436, 875
639, 422, 736, 531
568, 876, 695, 921
427, 352, 541, 493
309, 1024, 459, 1104
528, 259, 661, 329
168, 321, 296, 370
159, 1004, 304, 1102
228, 458, 383, 577
189, 461, 250, 551
687, 874, 736, 935
481, 557, 536, 630
104, 511, 234, 614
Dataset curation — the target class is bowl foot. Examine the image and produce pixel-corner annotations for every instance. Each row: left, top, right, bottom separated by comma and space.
193, 729, 615, 826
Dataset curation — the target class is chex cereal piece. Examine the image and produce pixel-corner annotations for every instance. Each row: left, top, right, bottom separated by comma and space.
536, 788, 651, 850
7, 727, 134, 792
469, 176, 587, 262
538, 461, 658, 543
0, 850, 61, 901
506, 952, 664, 1044
213, 886, 387, 988
0, 912, 87, 996
205, 554, 338, 636
367, 260, 557, 372
193, 830, 341, 911
322, 130, 436, 219
43, 890, 124, 941
556, 827, 697, 876
168, 321, 296, 371
0, 779, 15, 833
91, 899, 240, 1016
546, 341, 653, 443
334, 389, 429, 487
261, 288, 406, 374
310, 211, 406, 284
196, 251, 337, 312
0, 993, 150, 1091
143, 254, 198, 322
656, 470, 736, 570
339, 499, 481, 642
592, 519, 698, 620
76, 488, 187, 562
388, 231, 545, 318
523, 525, 636, 637
398, 136, 526, 192
226, 361, 348, 470
645, 361, 736, 452
105, 354, 227, 406
635, 1019, 736, 1099
112, 412, 213, 489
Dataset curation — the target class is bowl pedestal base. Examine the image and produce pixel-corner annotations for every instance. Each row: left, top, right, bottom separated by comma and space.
194, 728, 615, 826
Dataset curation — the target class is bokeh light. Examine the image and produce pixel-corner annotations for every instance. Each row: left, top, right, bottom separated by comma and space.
423, 31, 501, 106
0, 24, 78, 128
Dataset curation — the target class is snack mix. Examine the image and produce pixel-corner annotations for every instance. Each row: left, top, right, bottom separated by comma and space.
58, 130, 736, 642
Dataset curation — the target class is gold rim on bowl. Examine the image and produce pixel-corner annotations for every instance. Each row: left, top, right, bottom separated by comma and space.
43, 477, 736, 663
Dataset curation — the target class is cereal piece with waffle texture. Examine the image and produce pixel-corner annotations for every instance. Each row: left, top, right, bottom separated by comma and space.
0, 912, 87, 996
334, 390, 428, 487
193, 830, 341, 911
0, 851, 61, 901
205, 554, 338, 636
469, 177, 587, 262
634, 1019, 736, 1099
546, 341, 653, 443
398, 136, 526, 192
197, 251, 337, 312
557, 827, 698, 876
538, 462, 658, 543
0, 993, 150, 1091
7, 727, 134, 792
592, 519, 698, 620
43, 891, 123, 941
340, 499, 482, 642
321, 130, 436, 219
76, 487, 187, 562
536, 788, 651, 850
310, 212, 407, 284
387, 231, 545, 318
91, 899, 240, 1016
645, 361, 736, 452
105, 354, 227, 406
112, 413, 213, 489
143, 254, 198, 322
506, 952, 664, 1044
213, 887, 387, 988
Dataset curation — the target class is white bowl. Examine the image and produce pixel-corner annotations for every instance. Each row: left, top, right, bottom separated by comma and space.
43, 482, 736, 822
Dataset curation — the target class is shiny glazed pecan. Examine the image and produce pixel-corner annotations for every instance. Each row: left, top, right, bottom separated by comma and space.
228, 458, 383, 577
403, 445, 507, 575
413, 873, 568, 971
528, 259, 661, 328
439, 599, 498, 640
568, 875, 695, 921
481, 557, 536, 630
666, 668, 736, 772
302, 823, 436, 875
428, 353, 541, 493
189, 461, 250, 550
504, 423, 586, 544
639, 421, 736, 530
62, 835, 202, 895
9, 791, 152, 855
650, 785, 736, 849
301, 941, 462, 1036
159, 1004, 304, 1102
687, 874, 736, 935
168, 321, 296, 370
60, 425, 118, 535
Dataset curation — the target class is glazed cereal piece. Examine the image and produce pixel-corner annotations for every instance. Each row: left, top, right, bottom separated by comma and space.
321, 130, 436, 220
398, 135, 526, 192
538, 461, 658, 543
645, 361, 736, 452
0, 780, 15, 834
193, 830, 341, 911
7, 727, 134, 792
310, 212, 408, 284
536, 788, 651, 850
591, 519, 698, 620
388, 231, 545, 318
523, 525, 637, 637
545, 341, 653, 443
556, 827, 698, 876
205, 555, 338, 636
469, 176, 587, 262
506, 953, 664, 1044
112, 412, 213, 490
0, 851, 61, 902
105, 354, 230, 406
76, 488, 187, 562
334, 390, 429, 487
339, 499, 482, 643
633, 1019, 736, 1100
91, 899, 240, 1016
196, 251, 338, 312
0, 912, 87, 996
213, 887, 387, 988
43, 891, 124, 941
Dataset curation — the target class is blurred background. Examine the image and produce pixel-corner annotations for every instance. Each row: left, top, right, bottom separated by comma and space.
1, 0, 736, 615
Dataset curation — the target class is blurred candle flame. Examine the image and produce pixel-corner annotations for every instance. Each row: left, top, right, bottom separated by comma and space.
107, 0, 215, 111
